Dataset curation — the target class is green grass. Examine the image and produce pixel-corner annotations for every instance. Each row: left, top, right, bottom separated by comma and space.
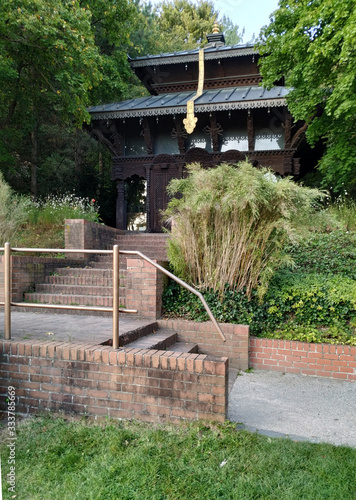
1, 416, 356, 499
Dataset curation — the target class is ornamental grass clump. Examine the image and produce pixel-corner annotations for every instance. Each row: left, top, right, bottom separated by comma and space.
0, 172, 30, 246
164, 161, 324, 298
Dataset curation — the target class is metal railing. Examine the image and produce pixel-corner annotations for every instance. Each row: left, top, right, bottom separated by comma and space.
0, 243, 226, 345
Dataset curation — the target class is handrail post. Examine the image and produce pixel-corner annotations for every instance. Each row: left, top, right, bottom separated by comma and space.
4, 242, 11, 340
112, 245, 119, 349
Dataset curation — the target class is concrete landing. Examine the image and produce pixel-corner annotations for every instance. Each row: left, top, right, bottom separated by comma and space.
0, 310, 154, 345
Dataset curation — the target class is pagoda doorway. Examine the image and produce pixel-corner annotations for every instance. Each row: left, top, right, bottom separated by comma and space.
150, 154, 180, 232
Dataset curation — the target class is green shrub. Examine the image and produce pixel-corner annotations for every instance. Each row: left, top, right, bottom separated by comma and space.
0, 172, 30, 245
164, 161, 324, 298
162, 272, 356, 345
265, 272, 356, 329
285, 231, 356, 279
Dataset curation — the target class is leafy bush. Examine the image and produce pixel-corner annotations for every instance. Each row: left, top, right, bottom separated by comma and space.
0, 172, 30, 245
285, 231, 356, 280
164, 161, 324, 298
162, 272, 356, 345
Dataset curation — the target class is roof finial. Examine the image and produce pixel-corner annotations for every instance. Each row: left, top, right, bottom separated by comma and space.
212, 21, 220, 34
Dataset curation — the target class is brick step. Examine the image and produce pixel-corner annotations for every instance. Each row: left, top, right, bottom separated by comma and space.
45, 275, 119, 287
12, 305, 133, 318
35, 284, 123, 297
23, 292, 126, 308
166, 342, 198, 354
53, 268, 114, 278
124, 328, 177, 350
87, 262, 126, 270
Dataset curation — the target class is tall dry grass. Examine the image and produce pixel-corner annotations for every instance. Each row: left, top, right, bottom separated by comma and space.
164, 161, 324, 298
0, 172, 30, 246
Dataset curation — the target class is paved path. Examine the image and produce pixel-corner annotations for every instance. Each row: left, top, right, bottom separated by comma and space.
0, 310, 153, 344
228, 370, 356, 448
1, 311, 355, 448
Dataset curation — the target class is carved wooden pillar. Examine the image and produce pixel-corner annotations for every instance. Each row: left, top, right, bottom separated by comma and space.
145, 165, 152, 232
116, 180, 126, 230
284, 111, 292, 149
210, 112, 220, 152
141, 118, 153, 155
173, 118, 186, 154
247, 110, 254, 151
109, 121, 123, 156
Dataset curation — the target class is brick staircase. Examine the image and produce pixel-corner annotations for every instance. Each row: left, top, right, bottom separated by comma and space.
23, 256, 126, 311
20, 231, 200, 354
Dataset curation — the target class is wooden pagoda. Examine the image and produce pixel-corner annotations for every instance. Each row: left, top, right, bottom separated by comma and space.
88, 28, 307, 232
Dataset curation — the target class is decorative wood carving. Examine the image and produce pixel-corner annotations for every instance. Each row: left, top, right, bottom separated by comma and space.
220, 149, 245, 164
203, 112, 223, 152
116, 180, 126, 229
247, 111, 254, 151
283, 111, 292, 149
172, 118, 187, 154
184, 147, 213, 168
140, 117, 153, 155
91, 128, 119, 157
290, 122, 308, 149
109, 122, 123, 156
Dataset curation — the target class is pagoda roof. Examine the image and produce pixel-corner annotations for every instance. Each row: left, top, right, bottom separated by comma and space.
129, 43, 258, 68
89, 86, 289, 121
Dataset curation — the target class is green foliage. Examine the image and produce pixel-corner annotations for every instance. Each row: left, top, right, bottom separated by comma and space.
325, 198, 356, 232
258, 0, 356, 193
0, 172, 30, 245
163, 272, 356, 345
15, 194, 100, 248
286, 231, 356, 280
1, 416, 355, 499
129, 0, 243, 57
0, 0, 136, 198
164, 161, 324, 298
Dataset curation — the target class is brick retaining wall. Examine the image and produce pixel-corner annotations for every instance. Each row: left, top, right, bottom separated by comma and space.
0, 340, 228, 423
158, 320, 249, 371
250, 337, 356, 381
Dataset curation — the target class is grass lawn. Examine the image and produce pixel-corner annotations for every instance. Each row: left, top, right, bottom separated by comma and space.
1, 416, 355, 499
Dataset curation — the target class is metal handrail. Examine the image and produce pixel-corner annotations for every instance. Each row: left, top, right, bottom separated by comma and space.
0, 244, 135, 348
120, 250, 226, 342
0, 244, 226, 344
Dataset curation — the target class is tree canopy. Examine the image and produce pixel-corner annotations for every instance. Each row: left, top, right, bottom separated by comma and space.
130, 0, 243, 57
258, 0, 356, 193
0, 0, 135, 198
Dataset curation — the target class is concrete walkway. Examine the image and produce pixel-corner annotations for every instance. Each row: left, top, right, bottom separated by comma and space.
228, 370, 356, 448
0, 310, 153, 345
1, 311, 355, 448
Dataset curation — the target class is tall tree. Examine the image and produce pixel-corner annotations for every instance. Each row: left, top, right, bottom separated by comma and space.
258, 0, 356, 194
0, 0, 135, 197
130, 0, 243, 57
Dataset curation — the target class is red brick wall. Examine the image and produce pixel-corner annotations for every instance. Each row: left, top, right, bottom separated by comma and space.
0, 340, 228, 423
65, 219, 124, 258
250, 337, 356, 381
126, 258, 167, 319
158, 320, 249, 371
